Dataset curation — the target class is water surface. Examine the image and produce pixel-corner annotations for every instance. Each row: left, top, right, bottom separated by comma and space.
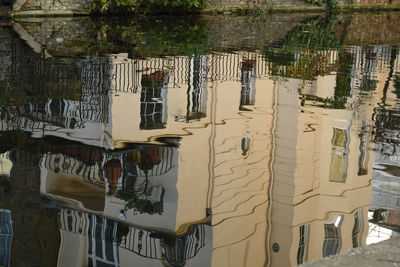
0, 12, 399, 267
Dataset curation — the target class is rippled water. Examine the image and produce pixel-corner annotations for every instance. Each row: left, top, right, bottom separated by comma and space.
0, 12, 399, 267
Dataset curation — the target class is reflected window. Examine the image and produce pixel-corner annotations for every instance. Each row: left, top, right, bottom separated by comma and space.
163, 237, 188, 266
239, 59, 257, 111
88, 216, 120, 267
297, 224, 310, 265
329, 128, 349, 183
0, 210, 12, 267
323, 216, 343, 257
185, 56, 207, 122
352, 210, 362, 248
358, 121, 370, 176
140, 71, 169, 130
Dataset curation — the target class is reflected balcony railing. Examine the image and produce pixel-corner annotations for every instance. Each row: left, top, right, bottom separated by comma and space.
373, 108, 400, 158
128, 146, 175, 178
41, 152, 103, 185
39, 145, 176, 188
14, 58, 82, 100
58, 208, 206, 264
0, 106, 64, 132
0, 98, 110, 132
81, 57, 176, 94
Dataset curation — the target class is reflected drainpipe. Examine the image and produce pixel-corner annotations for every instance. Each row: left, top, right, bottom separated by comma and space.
206, 57, 217, 218
266, 80, 278, 267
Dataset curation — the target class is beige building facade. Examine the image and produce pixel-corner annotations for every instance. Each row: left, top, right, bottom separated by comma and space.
1, 46, 398, 266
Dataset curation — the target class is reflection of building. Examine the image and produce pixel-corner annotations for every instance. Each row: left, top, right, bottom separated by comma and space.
58, 208, 208, 267
183, 56, 208, 122
266, 45, 386, 266
239, 58, 257, 110
370, 209, 400, 231
0, 27, 12, 83
0, 139, 213, 267
0, 50, 273, 266
0, 209, 12, 267
370, 47, 400, 225
0, 148, 61, 267
0, 45, 399, 267
140, 71, 169, 129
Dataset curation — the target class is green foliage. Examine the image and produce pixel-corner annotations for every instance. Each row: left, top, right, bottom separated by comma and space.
359, 75, 378, 92
305, 0, 338, 8
91, 17, 210, 56
0, 81, 6, 91
393, 74, 400, 99
143, 0, 207, 10
300, 94, 348, 109
264, 16, 341, 80
116, 187, 164, 215
277, 15, 341, 52
138, 21, 209, 55
94, 0, 207, 14
334, 51, 353, 98
93, 0, 138, 13
264, 15, 356, 109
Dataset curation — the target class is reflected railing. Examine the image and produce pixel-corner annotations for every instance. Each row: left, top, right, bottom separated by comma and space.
41, 152, 103, 184
58, 208, 206, 263
6, 46, 399, 133
15, 58, 81, 100
37, 144, 176, 186
133, 146, 175, 178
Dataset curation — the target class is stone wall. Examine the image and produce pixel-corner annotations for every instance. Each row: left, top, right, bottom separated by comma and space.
10, 14, 316, 57
16, 17, 97, 56
339, 13, 400, 45
16, 0, 96, 11
206, 14, 315, 50
10, 0, 400, 13
208, 0, 400, 9
338, 0, 400, 8
6, 13, 400, 60
0, 27, 12, 81
207, 0, 316, 9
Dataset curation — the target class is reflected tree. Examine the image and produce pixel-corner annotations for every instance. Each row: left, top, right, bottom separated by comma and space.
393, 74, 400, 99
116, 147, 165, 215
264, 15, 359, 109
373, 47, 399, 157
92, 16, 210, 57
264, 15, 341, 80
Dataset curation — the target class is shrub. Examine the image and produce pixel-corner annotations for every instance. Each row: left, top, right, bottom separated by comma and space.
94, 0, 207, 14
